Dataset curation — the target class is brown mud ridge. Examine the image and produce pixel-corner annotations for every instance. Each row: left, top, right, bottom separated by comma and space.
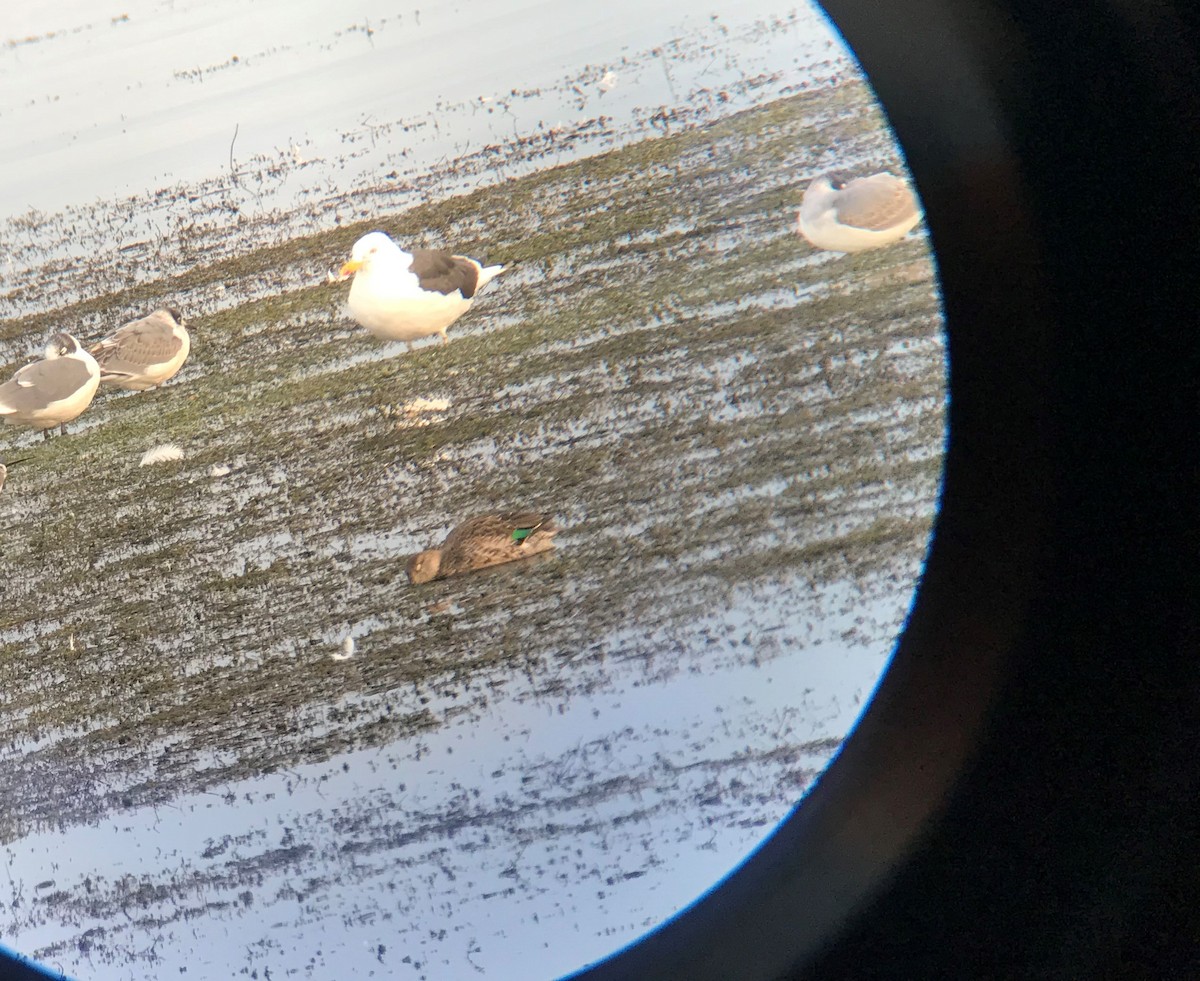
0, 79, 943, 971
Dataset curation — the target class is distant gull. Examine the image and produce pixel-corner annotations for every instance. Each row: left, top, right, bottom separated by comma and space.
406, 512, 559, 584
140, 443, 185, 466
797, 169, 922, 253
337, 231, 505, 350
332, 636, 356, 661
598, 71, 618, 94
90, 307, 191, 390
0, 333, 100, 439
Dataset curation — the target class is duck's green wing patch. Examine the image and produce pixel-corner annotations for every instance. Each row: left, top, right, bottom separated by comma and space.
501, 511, 548, 546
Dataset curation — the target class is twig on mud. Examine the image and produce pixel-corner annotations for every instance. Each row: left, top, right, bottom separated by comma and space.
229, 123, 240, 185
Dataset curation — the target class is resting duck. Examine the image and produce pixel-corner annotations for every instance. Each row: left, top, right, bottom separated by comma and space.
406, 512, 559, 584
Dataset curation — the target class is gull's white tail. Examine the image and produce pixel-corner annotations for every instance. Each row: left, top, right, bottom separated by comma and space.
476, 264, 506, 292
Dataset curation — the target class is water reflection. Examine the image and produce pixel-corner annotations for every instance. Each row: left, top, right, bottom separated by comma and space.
0, 1, 943, 978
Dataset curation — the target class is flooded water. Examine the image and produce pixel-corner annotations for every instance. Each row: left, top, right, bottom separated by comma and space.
0, 2, 944, 979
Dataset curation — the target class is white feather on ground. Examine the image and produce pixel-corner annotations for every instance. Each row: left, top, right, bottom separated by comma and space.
139, 443, 184, 466
402, 397, 451, 414
380, 396, 452, 427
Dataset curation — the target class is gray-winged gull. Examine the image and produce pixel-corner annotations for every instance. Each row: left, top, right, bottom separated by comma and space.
90, 307, 191, 390
798, 169, 922, 253
0, 333, 101, 439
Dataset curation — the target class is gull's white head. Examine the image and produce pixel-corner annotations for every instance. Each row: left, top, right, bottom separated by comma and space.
339, 231, 401, 280
44, 332, 81, 360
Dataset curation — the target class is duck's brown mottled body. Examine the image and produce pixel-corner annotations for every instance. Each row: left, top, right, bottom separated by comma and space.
406, 512, 559, 583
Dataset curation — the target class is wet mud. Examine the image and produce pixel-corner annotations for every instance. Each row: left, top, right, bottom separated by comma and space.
0, 75, 943, 978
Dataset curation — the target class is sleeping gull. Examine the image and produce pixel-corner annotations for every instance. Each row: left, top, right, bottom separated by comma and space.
338, 231, 505, 350
0, 333, 100, 439
797, 169, 922, 253
90, 307, 191, 390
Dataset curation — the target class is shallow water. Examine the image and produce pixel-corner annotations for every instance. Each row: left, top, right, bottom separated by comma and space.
0, 3, 943, 980
5, 579, 896, 979
0, 0, 851, 320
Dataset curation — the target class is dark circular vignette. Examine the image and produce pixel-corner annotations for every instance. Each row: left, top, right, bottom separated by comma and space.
566, 1, 1200, 980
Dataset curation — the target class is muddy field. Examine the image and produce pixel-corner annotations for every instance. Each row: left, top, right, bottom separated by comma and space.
0, 76, 943, 979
